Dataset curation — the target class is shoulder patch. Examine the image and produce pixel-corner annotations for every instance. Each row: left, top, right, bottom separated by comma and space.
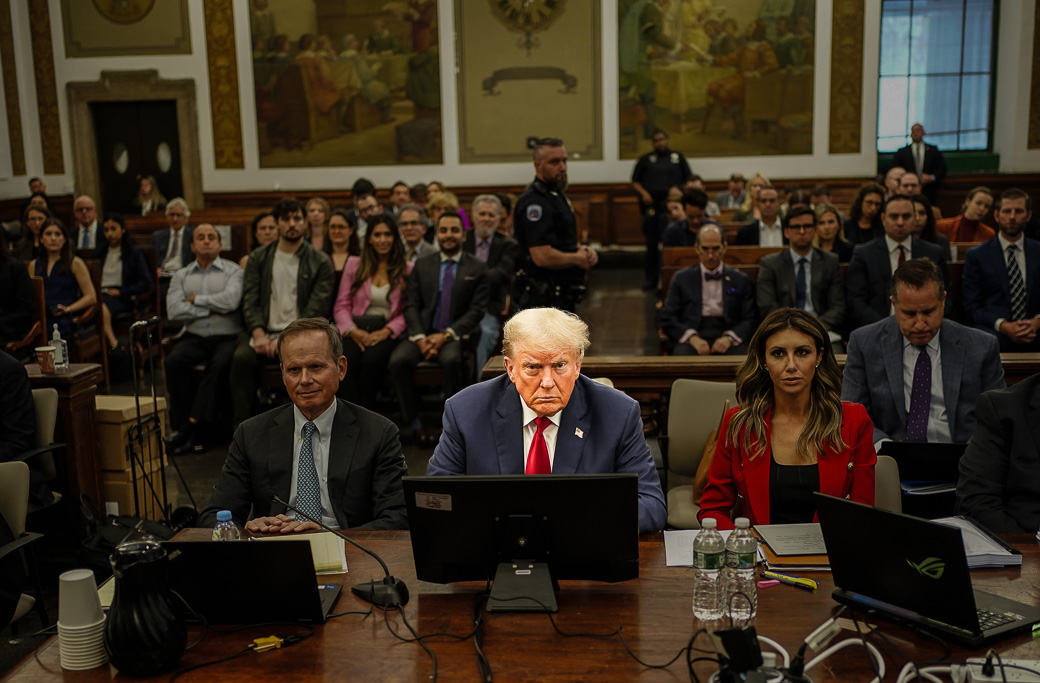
526, 204, 543, 222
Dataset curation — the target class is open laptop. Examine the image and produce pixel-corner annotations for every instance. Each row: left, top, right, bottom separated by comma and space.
164, 540, 342, 624
877, 441, 966, 483
815, 493, 1040, 647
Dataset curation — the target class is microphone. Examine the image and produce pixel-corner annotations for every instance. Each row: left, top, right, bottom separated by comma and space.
272, 495, 409, 607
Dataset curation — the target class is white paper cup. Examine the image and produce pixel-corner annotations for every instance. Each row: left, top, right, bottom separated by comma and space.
58, 616, 108, 671
58, 569, 103, 628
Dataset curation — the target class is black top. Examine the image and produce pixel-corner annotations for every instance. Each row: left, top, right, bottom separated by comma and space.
513, 177, 582, 286
844, 217, 884, 245
823, 238, 855, 263
769, 455, 820, 525
631, 148, 692, 209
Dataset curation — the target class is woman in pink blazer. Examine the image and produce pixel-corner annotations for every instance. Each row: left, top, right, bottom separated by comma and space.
698, 308, 876, 530
333, 213, 412, 409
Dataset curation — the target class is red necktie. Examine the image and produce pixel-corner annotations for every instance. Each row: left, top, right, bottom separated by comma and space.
898, 244, 906, 265
525, 417, 552, 474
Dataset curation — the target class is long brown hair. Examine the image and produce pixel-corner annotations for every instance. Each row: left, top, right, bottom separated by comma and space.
352, 214, 407, 295
38, 217, 74, 275
726, 308, 846, 460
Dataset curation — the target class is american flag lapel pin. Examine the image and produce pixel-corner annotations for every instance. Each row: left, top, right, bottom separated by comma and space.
575, 428, 584, 439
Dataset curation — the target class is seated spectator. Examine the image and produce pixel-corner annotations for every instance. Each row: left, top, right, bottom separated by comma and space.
897, 172, 921, 196
351, 178, 377, 236
398, 204, 437, 263
844, 183, 885, 245
410, 182, 429, 208
356, 193, 383, 240
846, 195, 949, 329
388, 181, 412, 217
495, 193, 515, 236
685, 175, 721, 217
813, 202, 854, 263
698, 308, 876, 529
659, 224, 756, 355
239, 211, 278, 269
736, 185, 786, 246
32, 218, 96, 336
842, 259, 1004, 445
910, 194, 951, 258
164, 225, 244, 455
666, 198, 684, 224
0, 235, 35, 349
425, 190, 463, 242
16, 204, 50, 262
92, 213, 152, 350
732, 172, 769, 222
388, 211, 489, 445
427, 181, 472, 230
956, 376, 1040, 533
325, 208, 361, 295
757, 207, 845, 343
230, 197, 334, 429
936, 187, 996, 243
305, 197, 330, 252
333, 214, 411, 410
465, 194, 518, 372
782, 189, 812, 219
961, 188, 1040, 351
153, 198, 194, 277
715, 172, 746, 210
131, 175, 166, 216
883, 166, 905, 197
810, 183, 835, 211
663, 188, 716, 247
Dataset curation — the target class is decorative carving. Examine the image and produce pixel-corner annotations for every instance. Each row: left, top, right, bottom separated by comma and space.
0, 0, 25, 175
829, 0, 864, 155
1030, 8, 1040, 148
204, 0, 244, 169
28, 0, 64, 174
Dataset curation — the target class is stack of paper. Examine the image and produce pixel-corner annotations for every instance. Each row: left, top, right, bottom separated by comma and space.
932, 517, 1022, 568
753, 523, 830, 571
259, 531, 349, 574
662, 529, 734, 567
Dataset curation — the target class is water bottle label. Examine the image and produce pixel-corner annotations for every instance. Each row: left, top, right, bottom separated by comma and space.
728, 551, 756, 569
694, 550, 724, 570
211, 528, 221, 541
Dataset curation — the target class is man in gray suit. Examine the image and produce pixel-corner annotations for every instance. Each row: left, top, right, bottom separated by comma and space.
842, 259, 1005, 445
199, 317, 408, 532
757, 206, 845, 344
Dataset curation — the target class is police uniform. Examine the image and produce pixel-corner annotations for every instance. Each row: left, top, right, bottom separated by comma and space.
631, 148, 692, 288
512, 177, 583, 312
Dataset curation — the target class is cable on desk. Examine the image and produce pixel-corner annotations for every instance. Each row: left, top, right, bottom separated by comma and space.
803, 636, 886, 682
327, 602, 375, 619
387, 605, 438, 682
167, 645, 254, 682
850, 605, 952, 683
471, 591, 492, 683
169, 589, 208, 650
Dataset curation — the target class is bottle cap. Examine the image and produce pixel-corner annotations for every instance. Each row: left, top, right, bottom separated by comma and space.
701, 518, 717, 529
216, 510, 232, 523
735, 517, 750, 528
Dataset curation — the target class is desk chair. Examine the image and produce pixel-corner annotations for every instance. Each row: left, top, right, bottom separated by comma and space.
661, 379, 736, 529
874, 455, 902, 514
0, 461, 50, 634
19, 388, 67, 519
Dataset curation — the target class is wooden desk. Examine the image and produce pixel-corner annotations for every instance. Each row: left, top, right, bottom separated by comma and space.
25, 362, 103, 509
6, 532, 1039, 681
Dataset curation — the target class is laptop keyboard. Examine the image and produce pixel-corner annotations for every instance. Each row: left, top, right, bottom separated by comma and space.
977, 608, 1020, 631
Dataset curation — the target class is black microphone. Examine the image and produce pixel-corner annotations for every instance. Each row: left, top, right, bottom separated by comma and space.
272, 495, 409, 607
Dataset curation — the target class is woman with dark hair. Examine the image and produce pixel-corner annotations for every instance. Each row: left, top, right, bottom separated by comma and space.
324, 207, 361, 295
813, 203, 854, 263
92, 212, 153, 349
239, 210, 278, 269
0, 232, 36, 349
911, 194, 952, 260
16, 204, 51, 262
698, 308, 876, 529
32, 218, 96, 337
332, 213, 412, 409
844, 183, 885, 245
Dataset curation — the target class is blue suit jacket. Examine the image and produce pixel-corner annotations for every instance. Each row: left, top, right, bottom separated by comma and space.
845, 236, 949, 329
426, 374, 667, 533
961, 236, 1040, 330
841, 317, 1005, 443
659, 264, 757, 344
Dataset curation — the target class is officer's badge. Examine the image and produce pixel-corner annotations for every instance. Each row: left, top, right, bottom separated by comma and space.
527, 204, 543, 221
670, 152, 679, 163
649, 154, 658, 163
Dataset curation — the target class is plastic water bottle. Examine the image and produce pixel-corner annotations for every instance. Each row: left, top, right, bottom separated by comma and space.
212, 510, 240, 541
51, 324, 69, 370
725, 517, 759, 620
692, 518, 725, 620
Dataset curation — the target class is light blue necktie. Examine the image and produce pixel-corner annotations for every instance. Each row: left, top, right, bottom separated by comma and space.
295, 421, 323, 523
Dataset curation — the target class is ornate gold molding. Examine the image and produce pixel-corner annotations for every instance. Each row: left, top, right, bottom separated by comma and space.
0, 0, 25, 175
1029, 7, 1040, 148
204, 0, 243, 169
829, 0, 864, 155
28, 0, 63, 174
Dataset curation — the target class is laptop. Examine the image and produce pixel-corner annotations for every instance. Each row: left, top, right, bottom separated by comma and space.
877, 441, 966, 483
815, 493, 1040, 647
164, 540, 342, 624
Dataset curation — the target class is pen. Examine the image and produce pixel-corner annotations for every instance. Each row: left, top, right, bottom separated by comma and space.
760, 570, 818, 591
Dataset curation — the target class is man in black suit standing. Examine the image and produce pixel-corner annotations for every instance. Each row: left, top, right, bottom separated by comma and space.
464, 194, 518, 372
735, 185, 786, 246
198, 317, 407, 531
659, 224, 756, 355
845, 194, 949, 330
890, 123, 947, 203
388, 211, 489, 441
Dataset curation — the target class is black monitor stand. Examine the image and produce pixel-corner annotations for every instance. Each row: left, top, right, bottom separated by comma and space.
487, 514, 558, 613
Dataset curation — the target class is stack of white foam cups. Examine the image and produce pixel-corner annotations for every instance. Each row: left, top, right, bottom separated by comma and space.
57, 569, 108, 671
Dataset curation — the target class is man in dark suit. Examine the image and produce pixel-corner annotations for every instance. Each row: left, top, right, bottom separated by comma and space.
845, 194, 949, 330
73, 195, 100, 250
962, 188, 1040, 351
757, 206, 845, 342
842, 259, 1004, 445
659, 224, 757, 355
735, 185, 786, 246
890, 123, 947, 203
398, 204, 437, 263
198, 318, 407, 531
151, 198, 195, 275
426, 307, 666, 533
956, 375, 1040, 533
388, 211, 489, 441
465, 194, 518, 372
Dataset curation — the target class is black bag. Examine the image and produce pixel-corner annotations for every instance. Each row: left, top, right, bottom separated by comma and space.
78, 495, 175, 576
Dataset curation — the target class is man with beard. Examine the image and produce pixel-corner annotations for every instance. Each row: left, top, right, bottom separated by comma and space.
513, 137, 597, 313
230, 197, 334, 429
464, 194, 518, 371
631, 129, 691, 289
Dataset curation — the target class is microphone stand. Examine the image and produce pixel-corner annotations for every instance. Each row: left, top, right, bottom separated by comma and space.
272, 495, 409, 607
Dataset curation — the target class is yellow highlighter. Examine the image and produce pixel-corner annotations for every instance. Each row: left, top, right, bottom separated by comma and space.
761, 570, 819, 591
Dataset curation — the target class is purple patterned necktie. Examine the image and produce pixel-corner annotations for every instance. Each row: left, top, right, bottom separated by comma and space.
436, 260, 455, 332
906, 346, 931, 442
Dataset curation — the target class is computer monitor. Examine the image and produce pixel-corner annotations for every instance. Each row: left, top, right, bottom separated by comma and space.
403, 473, 640, 613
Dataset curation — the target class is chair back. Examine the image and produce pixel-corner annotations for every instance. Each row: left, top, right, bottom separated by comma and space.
666, 379, 737, 477
0, 461, 30, 536
590, 377, 614, 388
874, 455, 902, 514
31, 388, 59, 481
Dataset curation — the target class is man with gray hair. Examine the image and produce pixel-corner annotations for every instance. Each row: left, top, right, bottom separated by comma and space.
73, 195, 100, 250
427, 307, 666, 533
153, 198, 195, 275
465, 194, 518, 371
398, 203, 437, 263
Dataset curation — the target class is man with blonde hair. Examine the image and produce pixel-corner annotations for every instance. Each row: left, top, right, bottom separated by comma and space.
426, 307, 666, 533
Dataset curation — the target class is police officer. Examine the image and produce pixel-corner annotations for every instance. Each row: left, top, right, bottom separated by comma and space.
631, 129, 692, 289
512, 137, 597, 313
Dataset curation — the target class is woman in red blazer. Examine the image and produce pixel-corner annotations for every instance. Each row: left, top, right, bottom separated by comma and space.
698, 308, 876, 530
332, 213, 413, 409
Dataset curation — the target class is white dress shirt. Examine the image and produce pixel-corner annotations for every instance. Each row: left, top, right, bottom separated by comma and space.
901, 331, 952, 443
289, 401, 340, 529
519, 396, 561, 471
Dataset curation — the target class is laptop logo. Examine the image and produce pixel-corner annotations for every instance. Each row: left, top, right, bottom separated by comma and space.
907, 557, 946, 579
